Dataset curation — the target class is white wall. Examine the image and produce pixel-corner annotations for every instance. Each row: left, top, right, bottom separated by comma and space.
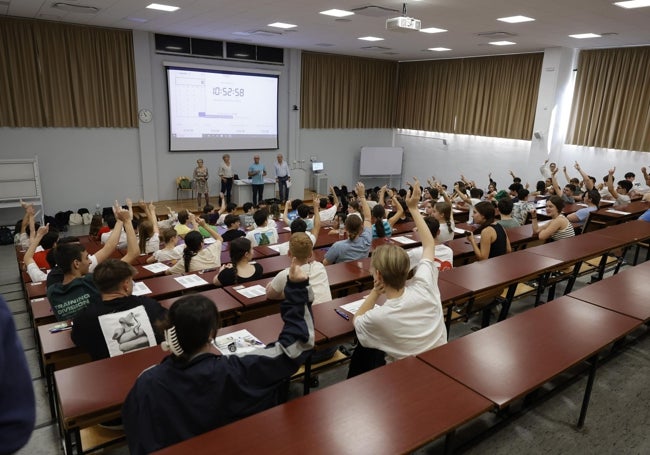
298, 129, 394, 189
0, 128, 141, 224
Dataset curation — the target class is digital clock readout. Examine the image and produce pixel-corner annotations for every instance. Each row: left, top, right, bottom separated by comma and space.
212, 87, 245, 97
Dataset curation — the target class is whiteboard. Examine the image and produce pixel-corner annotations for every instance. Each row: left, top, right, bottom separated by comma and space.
359, 147, 403, 176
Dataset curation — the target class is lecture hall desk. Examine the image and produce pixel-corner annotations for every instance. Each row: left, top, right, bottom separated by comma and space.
418, 296, 641, 428
596, 219, 650, 246
153, 357, 493, 455
568, 260, 650, 322
589, 200, 649, 226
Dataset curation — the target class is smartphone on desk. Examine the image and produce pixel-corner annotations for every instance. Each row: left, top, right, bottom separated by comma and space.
49, 321, 73, 333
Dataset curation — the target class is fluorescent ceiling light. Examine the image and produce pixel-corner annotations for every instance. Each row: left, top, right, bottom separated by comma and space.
146, 3, 179, 12
428, 47, 451, 51
126, 17, 149, 23
358, 36, 384, 41
569, 33, 601, 39
268, 22, 297, 29
489, 41, 516, 46
165, 46, 183, 51
320, 9, 354, 17
420, 27, 447, 34
614, 0, 650, 8
497, 15, 535, 23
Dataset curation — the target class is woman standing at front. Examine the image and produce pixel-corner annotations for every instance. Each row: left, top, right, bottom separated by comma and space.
193, 159, 209, 209
218, 154, 234, 204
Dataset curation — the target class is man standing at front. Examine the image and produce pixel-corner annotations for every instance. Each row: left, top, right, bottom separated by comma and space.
248, 155, 267, 206
274, 153, 291, 204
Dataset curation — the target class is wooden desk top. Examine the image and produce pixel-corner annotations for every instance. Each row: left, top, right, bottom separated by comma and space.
31, 297, 54, 325
524, 231, 624, 263
153, 357, 493, 455
26, 280, 47, 299
218, 312, 326, 346
223, 277, 275, 308
55, 345, 166, 429
568, 261, 650, 322
591, 201, 649, 220
158, 288, 243, 316
139, 270, 219, 300
418, 296, 640, 408
38, 322, 76, 359
438, 250, 562, 293
255, 254, 292, 277
597, 220, 650, 244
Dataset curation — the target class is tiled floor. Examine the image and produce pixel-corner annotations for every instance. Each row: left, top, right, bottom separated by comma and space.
3, 236, 649, 454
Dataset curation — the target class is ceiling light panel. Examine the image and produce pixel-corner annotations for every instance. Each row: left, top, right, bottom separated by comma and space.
497, 15, 535, 23
489, 41, 516, 45
320, 9, 354, 17
614, 0, 650, 8
428, 47, 451, 51
358, 36, 384, 41
569, 33, 602, 39
420, 27, 447, 34
268, 22, 297, 29
146, 3, 180, 12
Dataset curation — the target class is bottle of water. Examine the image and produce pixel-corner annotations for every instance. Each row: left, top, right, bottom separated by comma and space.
339, 222, 345, 240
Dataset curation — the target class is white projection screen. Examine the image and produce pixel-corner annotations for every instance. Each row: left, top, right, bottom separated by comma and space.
165, 63, 279, 151
359, 147, 403, 175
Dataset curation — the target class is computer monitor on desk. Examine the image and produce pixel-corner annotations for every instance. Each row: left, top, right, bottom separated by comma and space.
312, 162, 324, 173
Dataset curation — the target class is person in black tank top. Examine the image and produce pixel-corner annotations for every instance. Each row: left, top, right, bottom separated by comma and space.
467, 201, 512, 260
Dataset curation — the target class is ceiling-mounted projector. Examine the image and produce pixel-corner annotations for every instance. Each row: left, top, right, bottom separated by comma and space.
386, 16, 421, 31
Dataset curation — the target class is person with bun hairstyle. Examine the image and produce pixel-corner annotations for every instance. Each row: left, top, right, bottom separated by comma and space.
123, 260, 315, 454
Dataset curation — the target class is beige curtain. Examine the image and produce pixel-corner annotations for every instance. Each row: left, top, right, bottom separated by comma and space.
567, 47, 650, 151
397, 53, 543, 139
301, 52, 397, 128
0, 17, 137, 127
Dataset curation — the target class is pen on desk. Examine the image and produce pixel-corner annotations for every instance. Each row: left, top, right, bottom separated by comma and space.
334, 308, 350, 320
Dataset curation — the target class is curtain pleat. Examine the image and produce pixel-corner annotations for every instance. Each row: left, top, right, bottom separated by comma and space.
0, 17, 137, 127
567, 47, 650, 151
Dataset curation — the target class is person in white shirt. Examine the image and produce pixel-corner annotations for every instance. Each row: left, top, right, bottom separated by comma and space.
539, 159, 557, 180
352, 178, 447, 370
245, 208, 279, 246
606, 167, 632, 206
318, 186, 340, 222
266, 232, 331, 305
407, 217, 453, 272
276, 195, 321, 255
274, 153, 291, 203
218, 154, 234, 204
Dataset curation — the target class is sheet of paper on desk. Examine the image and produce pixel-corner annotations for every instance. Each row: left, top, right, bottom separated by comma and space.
132, 282, 153, 296
214, 329, 265, 354
340, 297, 368, 315
453, 227, 468, 234
392, 236, 416, 244
606, 209, 631, 215
236, 284, 267, 298
174, 274, 209, 288
283, 226, 291, 231
267, 244, 282, 253
142, 262, 170, 273
204, 238, 217, 244
452, 209, 464, 214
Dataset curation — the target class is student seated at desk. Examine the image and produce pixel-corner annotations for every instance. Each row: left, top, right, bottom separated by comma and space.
47, 203, 139, 320
323, 182, 372, 265
407, 217, 453, 272
276, 195, 321, 255
122, 262, 315, 455
496, 197, 520, 228
167, 215, 223, 275
71, 259, 167, 360
245, 208, 279, 246
147, 229, 184, 264
531, 195, 575, 241
371, 186, 403, 239
213, 238, 263, 286
221, 214, 246, 242
566, 162, 599, 228
136, 201, 160, 255
351, 178, 446, 374
267, 232, 332, 304
467, 201, 512, 261
606, 167, 633, 206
